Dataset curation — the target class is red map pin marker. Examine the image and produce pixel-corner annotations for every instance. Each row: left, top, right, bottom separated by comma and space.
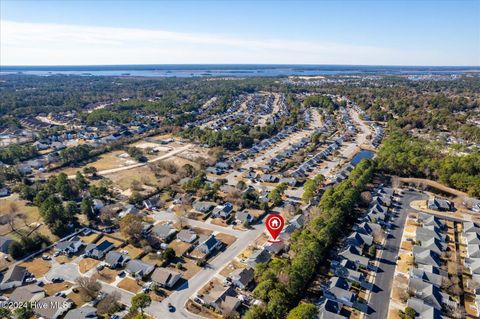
266, 213, 284, 243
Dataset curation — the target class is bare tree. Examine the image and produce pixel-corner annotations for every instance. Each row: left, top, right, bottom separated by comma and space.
97, 291, 121, 314
75, 276, 102, 300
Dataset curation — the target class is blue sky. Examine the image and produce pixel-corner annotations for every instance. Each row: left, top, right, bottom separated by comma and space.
1, 0, 479, 66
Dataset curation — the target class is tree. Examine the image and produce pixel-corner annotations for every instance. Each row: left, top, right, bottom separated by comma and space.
129, 191, 142, 204
244, 305, 268, 319
76, 171, 89, 190
14, 304, 33, 319
76, 276, 102, 300
368, 245, 377, 258
0, 308, 12, 319
8, 240, 24, 259
81, 197, 94, 218
287, 303, 317, 319
404, 307, 416, 319
162, 247, 176, 263
119, 214, 143, 244
83, 166, 98, 178
97, 291, 121, 315
130, 293, 151, 315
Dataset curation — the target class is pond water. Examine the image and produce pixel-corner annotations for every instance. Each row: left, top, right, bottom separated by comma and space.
351, 150, 374, 166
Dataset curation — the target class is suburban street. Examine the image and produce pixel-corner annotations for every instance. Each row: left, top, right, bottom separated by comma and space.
367, 190, 426, 318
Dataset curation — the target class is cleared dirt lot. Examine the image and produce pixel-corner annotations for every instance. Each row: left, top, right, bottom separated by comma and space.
92, 268, 117, 283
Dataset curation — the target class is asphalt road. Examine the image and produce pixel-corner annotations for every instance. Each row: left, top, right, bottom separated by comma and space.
367, 190, 426, 319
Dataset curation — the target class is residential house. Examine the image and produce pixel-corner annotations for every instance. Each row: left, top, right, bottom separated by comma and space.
413, 246, 442, 267
199, 284, 240, 315
0, 188, 10, 197
118, 204, 140, 219
345, 232, 373, 249
408, 278, 454, 310
289, 214, 305, 229
105, 251, 130, 268
0, 265, 29, 290
418, 213, 446, 229
177, 229, 198, 243
467, 244, 480, 259
427, 197, 453, 212
56, 236, 84, 255
212, 203, 234, 219
229, 267, 254, 290
64, 306, 98, 319
34, 296, 73, 319
191, 235, 221, 259
192, 201, 215, 214
236, 210, 255, 225
9, 284, 45, 303
125, 260, 155, 279
338, 245, 370, 269
410, 268, 443, 287
84, 240, 114, 259
407, 298, 441, 319
151, 268, 181, 289
318, 298, 346, 319
324, 277, 356, 307
246, 248, 271, 267
0, 236, 13, 254
151, 223, 177, 242
331, 259, 365, 285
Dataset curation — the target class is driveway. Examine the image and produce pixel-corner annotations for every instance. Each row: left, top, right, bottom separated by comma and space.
44, 263, 81, 282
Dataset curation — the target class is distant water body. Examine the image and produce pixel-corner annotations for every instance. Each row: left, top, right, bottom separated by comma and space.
1, 64, 479, 77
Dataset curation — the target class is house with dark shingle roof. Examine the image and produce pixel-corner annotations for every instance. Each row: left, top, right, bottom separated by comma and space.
34, 296, 73, 319
229, 267, 254, 290
236, 210, 255, 225
318, 298, 346, 319
84, 240, 114, 259
64, 306, 97, 319
246, 248, 271, 267
126, 260, 155, 279
56, 236, 84, 255
151, 223, 177, 242
105, 251, 130, 268
177, 229, 198, 243
0, 265, 29, 290
0, 236, 13, 254
9, 284, 45, 303
151, 267, 181, 288
191, 235, 221, 259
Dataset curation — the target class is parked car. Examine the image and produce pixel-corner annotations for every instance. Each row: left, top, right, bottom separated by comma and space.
96, 264, 105, 271
51, 277, 64, 283
42, 255, 51, 260
25, 277, 36, 283
168, 303, 175, 312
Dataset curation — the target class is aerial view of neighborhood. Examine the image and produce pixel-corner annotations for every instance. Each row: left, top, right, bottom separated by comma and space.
0, 1, 479, 319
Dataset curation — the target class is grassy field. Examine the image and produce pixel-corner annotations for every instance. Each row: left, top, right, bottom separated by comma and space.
44, 281, 73, 296
106, 165, 158, 191
0, 194, 56, 241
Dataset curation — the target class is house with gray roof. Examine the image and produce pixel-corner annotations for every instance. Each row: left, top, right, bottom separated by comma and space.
151, 223, 177, 242
418, 213, 446, 229
118, 204, 140, 219
0, 265, 29, 290
9, 284, 45, 303
246, 248, 271, 267
428, 197, 453, 212
408, 279, 453, 311
338, 245, 370, 268
467, 244, 480, 259
56, 236, 84, 255
463, 221, 480, 234
407, 298, 442, 319
192, 201, 215, 213
318, 298, 346, 319
177, 229, 198, 243
105, 251, 130, 268
345, 232, 373, 249
64, 306, 97, 319
84, 240, 114, 259
332, 259, 364, 285
191, 235, 221, 259
151, 267, 181, 288
353, 222, 381, 236
236, 210, 255, 225
410, 268, 443, 287
465, 232, 480, 245
413, 246, 441, 267
324, 277, 356, 306
0, 236, 13, 254
34, 296, 73, 319
289, 214, 305, 229
416, 226, 446, 243
212, 203, 234, 219
125, 260, 155, 279
229, 267, 254, 290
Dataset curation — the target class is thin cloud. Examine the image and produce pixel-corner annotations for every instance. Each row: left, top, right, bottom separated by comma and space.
1, 20, 439, 65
